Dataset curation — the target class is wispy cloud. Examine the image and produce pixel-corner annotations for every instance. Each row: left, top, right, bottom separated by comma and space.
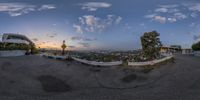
186, 3, 200, 12
46, 33, 57, 38
71, 36, 97, 41
74, 15, 122, 33
154, 15, 166, 23
73, 24, 84, 34
115, 16, 122, 24
155, 4, 179, 13
32, 38, 39, 42
194, 35, 200, 41
38, 4, 56, 11
78, 42, 90, 48
79, 2, 111, 11
174, 12, 187, 20
0, 3, 56, 16
145, 4, 188, 23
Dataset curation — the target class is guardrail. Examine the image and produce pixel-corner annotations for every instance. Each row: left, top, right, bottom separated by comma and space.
128, 56, 173, 66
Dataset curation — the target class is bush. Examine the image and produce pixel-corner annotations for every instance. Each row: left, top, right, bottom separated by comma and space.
0, 43, 31, 51
192, 42, 200, 51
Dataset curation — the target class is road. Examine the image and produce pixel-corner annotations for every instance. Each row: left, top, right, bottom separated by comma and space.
0, 54, 200, 100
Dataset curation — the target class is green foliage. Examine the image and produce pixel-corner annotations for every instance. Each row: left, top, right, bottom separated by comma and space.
31, 46, 40, 54
0, 43, 31, 51
192, 42, 200, 51
140, 31, 162, 60
79, 53, 120, 62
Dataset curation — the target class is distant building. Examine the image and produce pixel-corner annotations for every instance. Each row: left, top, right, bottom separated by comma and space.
182, 48, 193, 54
2, 33, 34, 45
160, 46, 182, 54
160, 45, 193, 55
0, 33, 35, 56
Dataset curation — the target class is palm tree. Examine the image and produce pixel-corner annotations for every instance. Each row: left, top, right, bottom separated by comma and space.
61, 40, 67, 55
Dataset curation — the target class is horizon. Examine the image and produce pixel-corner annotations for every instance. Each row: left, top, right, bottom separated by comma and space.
0, 0, 200, 50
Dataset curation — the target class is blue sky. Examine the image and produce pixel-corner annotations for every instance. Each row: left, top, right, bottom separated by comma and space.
0, 0, 200, 50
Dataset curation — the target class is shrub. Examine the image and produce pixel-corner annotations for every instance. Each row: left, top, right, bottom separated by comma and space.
192, 42, 200, 51
0, 43, 31, 51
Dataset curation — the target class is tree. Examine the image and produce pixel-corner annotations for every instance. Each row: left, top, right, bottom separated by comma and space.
61, 40, 67, 55
140, 31, 162, 60
192, 42, 200, 51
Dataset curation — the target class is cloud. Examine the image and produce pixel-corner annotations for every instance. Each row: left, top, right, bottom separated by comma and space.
32, 38, 39, 42
168, 18, 177, 23
194, 35, 200, 41
189, 23, 195, 27
0, 3, 35, 16
155, 8, 168, 13
46, 33, 57, 38
144, 14, 157, 18
79, 2, 111, 11
158, 4, 178, 8
187, 3, 200, 12
83, 15, 98, 26
0, 3, 56, 16
68, 46, 76, 49
155, 5, 179, 13
145, 4, 189, 23
154, 16, 166, 23
145, 14, 166, 23
191, 12, 198, 18
71, 36, 97, 41
73, 24, 83, 34
74, 15, 122, 33
115, 16, 122, 24
174, 12, 187, 20
38, 4, 56, 11
78, 42, 90, 48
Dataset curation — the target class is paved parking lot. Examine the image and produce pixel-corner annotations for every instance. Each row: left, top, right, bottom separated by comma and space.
0, 55, 200, 100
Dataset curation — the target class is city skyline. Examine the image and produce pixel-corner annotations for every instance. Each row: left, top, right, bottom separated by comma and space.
0, 0, 200, 50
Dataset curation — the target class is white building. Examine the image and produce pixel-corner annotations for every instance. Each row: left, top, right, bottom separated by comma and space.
2, 33, 34, 45
0, 33, 34, 57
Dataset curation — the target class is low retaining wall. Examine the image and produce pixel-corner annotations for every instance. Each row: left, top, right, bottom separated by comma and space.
72, 57, 122, 66
0, 50, 26, 57
128, 56, 173, 66
42, 53, 67, 60
194, 51, 200, 57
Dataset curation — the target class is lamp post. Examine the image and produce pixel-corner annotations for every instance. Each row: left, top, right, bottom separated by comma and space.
61, 40, 67, 55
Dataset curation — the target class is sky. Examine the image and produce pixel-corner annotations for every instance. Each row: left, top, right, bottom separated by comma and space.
0, 0, 200, 50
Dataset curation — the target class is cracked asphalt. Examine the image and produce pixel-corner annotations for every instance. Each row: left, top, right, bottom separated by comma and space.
0, 54, 200, 100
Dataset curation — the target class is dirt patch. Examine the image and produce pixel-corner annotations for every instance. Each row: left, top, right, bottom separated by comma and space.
37, 75, 71, 93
